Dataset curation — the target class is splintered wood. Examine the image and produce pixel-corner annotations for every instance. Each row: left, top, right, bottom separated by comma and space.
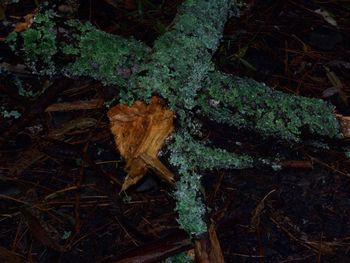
107, 96, 175, 191
14, 12, 36, 32
336, 114, 350, 138
194, 224, 225, 263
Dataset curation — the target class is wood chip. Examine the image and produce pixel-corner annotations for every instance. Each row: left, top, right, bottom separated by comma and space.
107, 96, 174, 191
336, 114, 350, 138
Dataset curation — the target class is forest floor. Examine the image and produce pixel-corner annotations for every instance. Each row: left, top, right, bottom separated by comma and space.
0, 0, 350, 262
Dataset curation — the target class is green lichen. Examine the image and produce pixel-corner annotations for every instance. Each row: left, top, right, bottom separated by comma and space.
169, 131, 253, 173
173, 170, 207, 234
198, 72, 342, 142
63, 20, 150, 86
345, 151, 350, 159
0, 109, 21, 119
14, 76, 37, 97
165, 252, 193, 263
5, 31, 17, 49
127, 0, 231, 112
6, 11, 57, 75
6, 14, 150, 84
169, 131, 253, 234
123, 0, 242, 234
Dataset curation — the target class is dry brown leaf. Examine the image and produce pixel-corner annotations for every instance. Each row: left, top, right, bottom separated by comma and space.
107, 96, 174, 191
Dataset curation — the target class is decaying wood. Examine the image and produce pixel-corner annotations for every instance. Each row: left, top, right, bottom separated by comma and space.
45, 98, 104, 112
336, 114, 350, 138
108, 96, 175, 191
194, 224, 225, 263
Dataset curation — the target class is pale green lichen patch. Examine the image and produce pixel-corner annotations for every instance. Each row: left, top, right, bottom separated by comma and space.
0, 108, 21, 119
198, 72, 342, 142
6, 14, 150, 84
169, 131, 253, 234
63, 20, 150, 86
137, 0, 235, 235
165, 252, 193, 263
6, 11, 57, 75
173, 171, 207, 234
169, 131, 253, 172
128, 0, 231, 111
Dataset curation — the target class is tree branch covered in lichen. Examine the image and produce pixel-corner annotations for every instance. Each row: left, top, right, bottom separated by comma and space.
199, 72, 342, 142
62, 20, 150, 87
5, 0, 342, 237
169, 131, 253, 234
126, 0, 232, 112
